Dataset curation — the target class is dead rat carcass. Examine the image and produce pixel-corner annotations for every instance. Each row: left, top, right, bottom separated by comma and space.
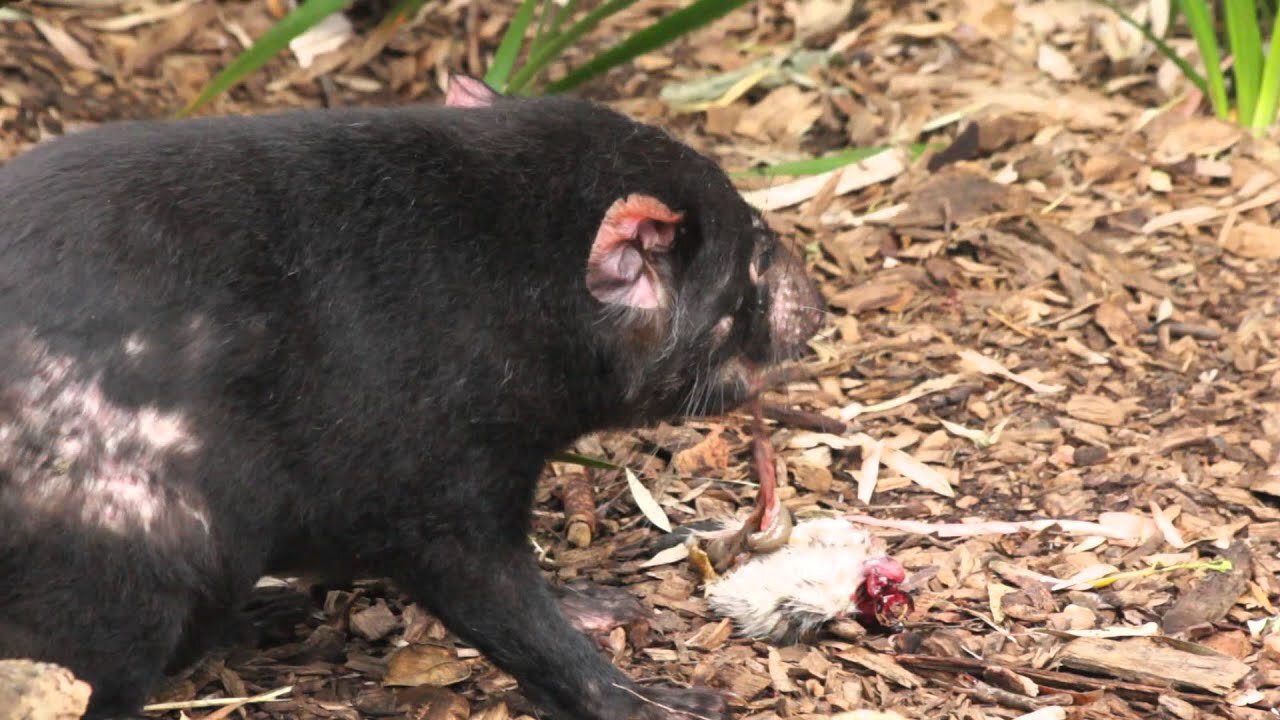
688, 407, 912, 644
702, 516, 911, 644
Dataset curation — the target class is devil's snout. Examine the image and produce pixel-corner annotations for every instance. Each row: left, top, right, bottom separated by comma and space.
765, 249, 824, 358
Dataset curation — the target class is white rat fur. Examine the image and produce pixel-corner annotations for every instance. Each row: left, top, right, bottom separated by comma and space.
703, 518, 894, 644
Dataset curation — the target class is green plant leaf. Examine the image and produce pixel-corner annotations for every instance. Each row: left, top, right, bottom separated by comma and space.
484, 0, 541, 92
180, 0, 351, 117
734, 146, 889, 177
552, 451, 619, 470
1178, 0, 1230, 118
508, 0, 639, 94
543, 0, 753, 95
527, 0, 557, 59
1224, 0, 1264, 125
1250, 15, 1280, 131
909, 141, 943, 159
528, 0, 575, 61
1093, 0, 1208, 95
548, 0, 578, 36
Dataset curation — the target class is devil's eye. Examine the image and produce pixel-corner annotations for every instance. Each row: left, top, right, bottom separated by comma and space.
755, 243, 774, 274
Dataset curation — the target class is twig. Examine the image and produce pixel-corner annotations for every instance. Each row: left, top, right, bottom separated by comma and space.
894, 654, 1221, 702
761, 403, 849, 434
141, 685, 293, 712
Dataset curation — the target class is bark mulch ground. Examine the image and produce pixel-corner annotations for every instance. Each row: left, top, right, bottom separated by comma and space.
2, 1, 1278, 718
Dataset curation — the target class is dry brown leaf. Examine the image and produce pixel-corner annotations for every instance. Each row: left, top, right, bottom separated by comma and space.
791, 461, 833, 493
384, 645, 470, 688
84, 0, 196, 31
877, 442, 955, 498
407, 687, 470, 720
1093, 299, 1139, 347
122, 1, 218, 76
1149, 501, 1189, 549
741, 149, 908, 211
988, 582, 1014, 624
1080, 152, 1142, 183
32, 19, 102, 73
1065, 394, 1139, 427
959, 349, 1065, 394
827, 280, 917, 314
733, 85, 822, 143
1222, 222, 1280, 260
794, 0, 854, 40
1141, 205, 1221, 234
1037, 44, 1078, 81
672, 431, 731, 475
1153, 117, 1242, 163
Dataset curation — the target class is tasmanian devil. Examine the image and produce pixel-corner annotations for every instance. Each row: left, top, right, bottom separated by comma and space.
0, 74, 824, 719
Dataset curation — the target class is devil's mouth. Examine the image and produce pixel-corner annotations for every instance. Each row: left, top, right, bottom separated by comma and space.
685, 352, 805, 421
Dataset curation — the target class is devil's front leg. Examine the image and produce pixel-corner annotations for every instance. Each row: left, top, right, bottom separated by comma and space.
376, 474, 725, 720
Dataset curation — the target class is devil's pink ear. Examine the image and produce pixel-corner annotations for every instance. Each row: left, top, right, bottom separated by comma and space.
445, 74, 499, 108
586, 194, 683, 309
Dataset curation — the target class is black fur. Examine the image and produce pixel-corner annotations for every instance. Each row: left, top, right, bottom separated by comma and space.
0, 91, 822, 719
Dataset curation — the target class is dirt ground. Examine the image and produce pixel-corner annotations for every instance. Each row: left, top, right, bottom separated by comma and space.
2, 1, 1279, 719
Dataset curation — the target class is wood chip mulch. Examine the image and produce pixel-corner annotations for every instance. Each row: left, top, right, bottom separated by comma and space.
2, 0, 1278, 718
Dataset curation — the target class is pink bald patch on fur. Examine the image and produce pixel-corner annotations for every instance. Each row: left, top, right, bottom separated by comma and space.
585, 194, 683, 309
445, 74, 498, 108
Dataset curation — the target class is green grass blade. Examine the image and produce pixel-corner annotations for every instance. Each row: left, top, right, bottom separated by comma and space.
484, 0, 541, 92
732, 142, 942, 178
1177, 0, 1230, 118
179, 0, 351, 117
527, 0, 559, 60
1093, 0, 1208, 95
1250, 17, 1280, 131
543, 0, 753, 95
552, 452, 620, 470
1224, 0, 1263, 126
908, 141, 944, 160
508, 0, 639, 93
734, 146, 889, 177
549, 0, 579, 35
